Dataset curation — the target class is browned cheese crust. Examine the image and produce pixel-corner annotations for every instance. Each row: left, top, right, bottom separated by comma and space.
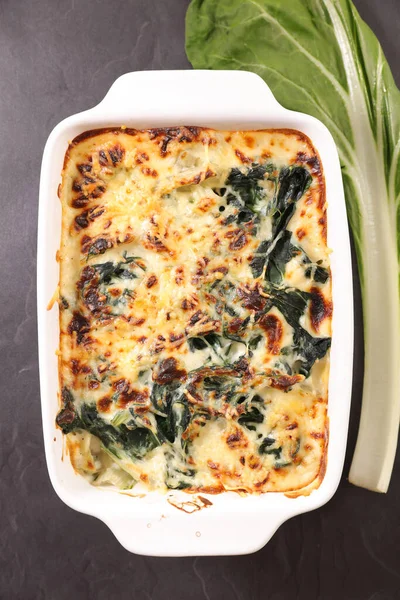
57, 126, 331, 495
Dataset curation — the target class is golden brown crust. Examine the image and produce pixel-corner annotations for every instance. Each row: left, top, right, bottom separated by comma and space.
57, 126, 331, 496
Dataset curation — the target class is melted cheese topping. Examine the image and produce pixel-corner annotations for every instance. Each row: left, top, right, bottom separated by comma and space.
58, 126, 331, 495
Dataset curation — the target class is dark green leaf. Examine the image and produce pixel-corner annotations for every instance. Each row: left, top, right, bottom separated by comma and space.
292, 330, 332, 377
259, 435, 279, 455
226, 164, 274, 211
238, 406, 264, 430
56, 388, 83, 434
80, 404, 160, 460
248, 334, 263, 350
266, 287, 331, 377
271, 166, 312, 236
305, 265, 330, 284
265, 230, 299, 285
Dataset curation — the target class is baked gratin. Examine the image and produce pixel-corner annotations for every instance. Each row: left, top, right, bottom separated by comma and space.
56, 126, 332, 495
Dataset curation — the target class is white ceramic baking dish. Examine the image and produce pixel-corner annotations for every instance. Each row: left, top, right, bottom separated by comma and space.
37, 70, 353, 556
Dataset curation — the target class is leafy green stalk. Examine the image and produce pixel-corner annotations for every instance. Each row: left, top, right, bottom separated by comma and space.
186, 0, 400, 492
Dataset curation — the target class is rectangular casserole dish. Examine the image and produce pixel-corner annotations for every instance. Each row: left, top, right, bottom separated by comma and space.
37, 69, 353, 556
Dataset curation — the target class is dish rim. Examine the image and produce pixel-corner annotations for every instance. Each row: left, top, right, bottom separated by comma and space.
37, 69, 353, 556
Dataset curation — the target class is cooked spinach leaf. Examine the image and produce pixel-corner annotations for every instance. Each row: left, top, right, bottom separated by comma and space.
250, 240, 270, 278
92, 255, 144, 285
271, 166, 311, 236
264, 230, 299, 285
259, 435, 278, 455
265, 287, 331, 376
75, 404, 161, 460
270, 288, 310, 329
151, 381, 190, 448
226, 164, 274, 211
165, 449, 196, 489
305, 264, 330, 284
188, 333, 223, 353
292, 330, 331, 378
238, 406, 264, 431
249, 166, 311, 279
248, 334, 263, 350
56, 387, 83, 434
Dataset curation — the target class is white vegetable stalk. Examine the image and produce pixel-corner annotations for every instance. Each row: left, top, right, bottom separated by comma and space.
325, 0, 400, 492
349, 229, 400, 491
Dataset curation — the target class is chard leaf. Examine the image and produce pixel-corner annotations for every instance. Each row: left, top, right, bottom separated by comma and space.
263, 230, 298, 285
250, 240, 270, 278
249, 164, 312, 280
258, 435, 277, 454
226, 163, 274, 210
186, 0, 400, 491
271, 166, 311, 236
56, 387, 83, 434
92, 256, 143, 284
79, 404, 160, 460
305, 264, 330, 285
268, 287, 331, 377
164, 449, 196, 489
238, 405, 264, 430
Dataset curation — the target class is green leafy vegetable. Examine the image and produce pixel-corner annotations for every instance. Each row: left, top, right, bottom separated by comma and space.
265, 231, 298, 285
93, 261, 137, 284
186, 0, 400, 491
151, 382, 191, 448
188, 332, 223, 355
61, 402, 160, 461
226, 163, 274, 211
92, 255, 145, 285
258, 436, 290, 468
248, 165, 311, 281
271, 166, 311, 236
248, 334, 263, 350
56, 387, 83, 434
250, 240, 270, 278
165, 449, 196, 489
238, 405, 264, 430
267, 287, 331, 377
305, 264, 330, 285
82, 404, 160, 459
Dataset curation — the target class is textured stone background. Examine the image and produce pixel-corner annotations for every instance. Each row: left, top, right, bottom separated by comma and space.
0, 0, 399, 598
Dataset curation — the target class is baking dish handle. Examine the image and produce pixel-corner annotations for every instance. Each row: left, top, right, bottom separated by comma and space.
102, 510, 286, 557
90, 70, 286, 125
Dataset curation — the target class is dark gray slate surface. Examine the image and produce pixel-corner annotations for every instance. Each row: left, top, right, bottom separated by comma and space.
0, 0, 399, 598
